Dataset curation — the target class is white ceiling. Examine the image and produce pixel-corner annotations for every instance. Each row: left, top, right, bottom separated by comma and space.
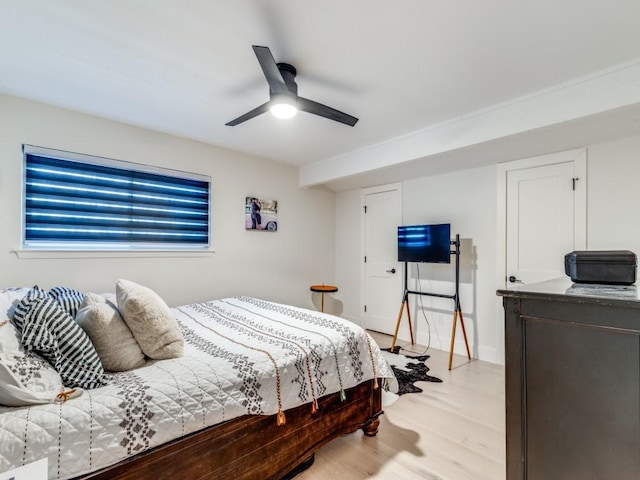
2, 0, 640, 191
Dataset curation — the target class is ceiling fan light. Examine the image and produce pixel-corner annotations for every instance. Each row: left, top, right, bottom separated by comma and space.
270, 96, 298, 119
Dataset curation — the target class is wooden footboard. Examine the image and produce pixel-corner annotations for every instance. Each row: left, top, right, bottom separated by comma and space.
78, 379, 383, 480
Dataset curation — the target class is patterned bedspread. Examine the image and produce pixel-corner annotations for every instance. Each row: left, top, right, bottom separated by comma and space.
0, 296, 396, 479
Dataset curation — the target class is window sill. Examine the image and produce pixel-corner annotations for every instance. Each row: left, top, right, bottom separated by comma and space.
12, 249, 215, 259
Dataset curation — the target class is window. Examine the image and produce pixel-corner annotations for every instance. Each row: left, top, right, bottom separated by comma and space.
23, 145, 211, 251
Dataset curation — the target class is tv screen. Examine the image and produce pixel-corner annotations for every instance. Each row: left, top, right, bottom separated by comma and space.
397, 223, 451, 263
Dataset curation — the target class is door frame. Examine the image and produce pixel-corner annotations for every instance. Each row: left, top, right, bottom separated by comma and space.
360, 182, 402, 330
495, 148, 587, 362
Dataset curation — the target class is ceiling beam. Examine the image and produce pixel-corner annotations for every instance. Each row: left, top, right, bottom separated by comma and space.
300, 59, 640, 190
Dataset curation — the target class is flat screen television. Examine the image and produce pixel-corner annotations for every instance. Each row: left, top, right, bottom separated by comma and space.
397, 223, 451, 263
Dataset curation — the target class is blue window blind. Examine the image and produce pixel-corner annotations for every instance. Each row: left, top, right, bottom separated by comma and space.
23, 146, 211, 250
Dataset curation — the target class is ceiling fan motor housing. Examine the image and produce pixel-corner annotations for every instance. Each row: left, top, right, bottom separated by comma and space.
275, 63, 298, 96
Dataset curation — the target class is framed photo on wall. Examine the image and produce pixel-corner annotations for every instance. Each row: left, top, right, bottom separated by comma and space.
245, 197, 278, 231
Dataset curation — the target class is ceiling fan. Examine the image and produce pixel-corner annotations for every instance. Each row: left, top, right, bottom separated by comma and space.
226, 45, 358, 127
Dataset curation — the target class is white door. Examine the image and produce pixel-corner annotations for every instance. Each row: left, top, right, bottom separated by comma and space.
505, 150, 586, 286
362, 184, 402, 334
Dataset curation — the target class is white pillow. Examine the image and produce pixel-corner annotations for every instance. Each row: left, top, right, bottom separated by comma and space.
0, 289, 67, 406
0, 361, 83, 407
0, 287, 31, 323
76, 293, 146, 372
116, 279, 184, 359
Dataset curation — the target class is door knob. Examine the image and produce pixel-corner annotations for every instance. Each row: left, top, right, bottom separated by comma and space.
386, 268, 396, 274
508, 275, 523, 284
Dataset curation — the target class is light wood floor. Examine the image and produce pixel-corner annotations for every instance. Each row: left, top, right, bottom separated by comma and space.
297, 332, 506, 480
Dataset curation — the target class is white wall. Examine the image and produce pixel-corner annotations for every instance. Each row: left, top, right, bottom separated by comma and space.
0, 95, 336, 309
335, 133, 640, 365
587, 135, 640, 253
401, 166, 499, 362
334, 166, 500, 362
335, 189, 362, 322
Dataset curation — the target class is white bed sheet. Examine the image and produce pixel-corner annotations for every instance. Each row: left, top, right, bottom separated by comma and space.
0, 296, 396, 480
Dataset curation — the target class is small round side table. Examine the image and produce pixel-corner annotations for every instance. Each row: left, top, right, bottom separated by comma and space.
310, 284, 338, 312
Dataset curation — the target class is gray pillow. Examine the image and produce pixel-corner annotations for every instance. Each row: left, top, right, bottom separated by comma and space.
76, 293, 146, 372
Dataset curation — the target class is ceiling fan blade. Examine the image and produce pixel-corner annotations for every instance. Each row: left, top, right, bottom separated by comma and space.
225, 102, 270, 126
297, 97, 359, 126
252, 45, 288, 96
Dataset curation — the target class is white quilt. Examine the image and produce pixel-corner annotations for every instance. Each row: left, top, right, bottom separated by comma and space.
0, 296, 396, 480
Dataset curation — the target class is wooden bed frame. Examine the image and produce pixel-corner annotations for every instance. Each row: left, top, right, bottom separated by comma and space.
77, 379, 382, 480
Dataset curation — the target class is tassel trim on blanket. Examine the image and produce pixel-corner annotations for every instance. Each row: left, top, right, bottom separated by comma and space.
277, 409, 286, 426
364, 334, 379, 390
55, 388, 79, 403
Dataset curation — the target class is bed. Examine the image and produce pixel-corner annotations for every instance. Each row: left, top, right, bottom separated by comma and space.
0, 286, 396, 480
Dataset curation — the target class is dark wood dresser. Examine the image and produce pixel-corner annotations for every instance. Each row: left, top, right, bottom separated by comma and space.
497, 278, 640, 480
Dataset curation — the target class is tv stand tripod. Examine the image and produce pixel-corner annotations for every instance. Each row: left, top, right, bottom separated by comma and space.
390, 234, 471, 370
